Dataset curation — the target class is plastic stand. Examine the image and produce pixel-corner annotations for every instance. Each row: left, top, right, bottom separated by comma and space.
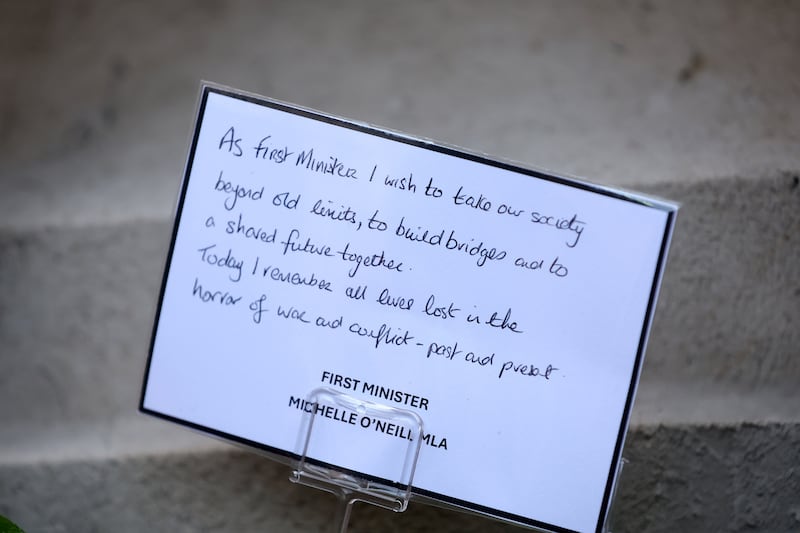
602, 457, 628, 533
290, 387, 424, 533
289, 388, 628, 533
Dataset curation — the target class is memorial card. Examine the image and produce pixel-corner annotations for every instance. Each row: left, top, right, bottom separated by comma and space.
141, 84, 676, 533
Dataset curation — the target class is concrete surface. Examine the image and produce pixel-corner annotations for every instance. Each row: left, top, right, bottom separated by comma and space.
1, 1, 799, 532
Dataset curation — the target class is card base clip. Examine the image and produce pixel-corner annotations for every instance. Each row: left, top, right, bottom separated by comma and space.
289, 386, 628, 533
290, 387, 424, 533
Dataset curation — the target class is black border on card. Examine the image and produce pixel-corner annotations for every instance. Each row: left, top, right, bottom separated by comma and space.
140, 83, 677, 533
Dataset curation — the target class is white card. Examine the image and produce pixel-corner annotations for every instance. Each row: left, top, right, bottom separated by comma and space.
141, 84, 676, 533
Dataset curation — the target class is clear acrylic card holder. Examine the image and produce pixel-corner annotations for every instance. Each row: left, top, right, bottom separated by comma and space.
290, 387, 424, 533
602, 457, 628, 533
289, 386, 627, 533
289, 387, 628, 533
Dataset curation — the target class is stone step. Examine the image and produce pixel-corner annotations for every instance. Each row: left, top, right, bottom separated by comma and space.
3, 2, 799, 231
2, 173, 797, 459
2, 2, 799, 531
1, 172, 797, 533
1, 423, 798, 533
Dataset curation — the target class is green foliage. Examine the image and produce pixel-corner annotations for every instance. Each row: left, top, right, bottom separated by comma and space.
0, 516, 24, 533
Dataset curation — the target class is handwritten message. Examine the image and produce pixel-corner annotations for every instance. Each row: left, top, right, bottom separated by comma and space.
142, 87, 676, 533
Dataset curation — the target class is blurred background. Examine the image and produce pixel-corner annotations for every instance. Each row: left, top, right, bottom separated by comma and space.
1, 1, 798, 531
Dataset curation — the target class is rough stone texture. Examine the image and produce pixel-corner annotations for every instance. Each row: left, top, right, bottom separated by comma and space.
641, 173, 800, 389
1, 0, 799, 531
616, 423, 800, 533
